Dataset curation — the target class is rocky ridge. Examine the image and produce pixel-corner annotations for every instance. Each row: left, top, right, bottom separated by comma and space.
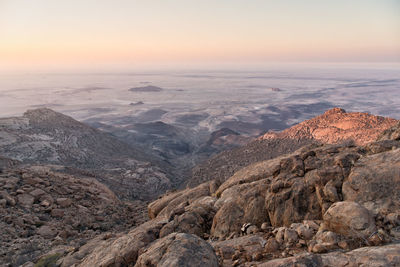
260, 107, 397, 145
0, 108, 173, 200
53, 117, 400, 266
189, 108, 398, 187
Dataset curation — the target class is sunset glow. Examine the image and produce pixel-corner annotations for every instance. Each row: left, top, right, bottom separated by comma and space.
1, 0, 399, 70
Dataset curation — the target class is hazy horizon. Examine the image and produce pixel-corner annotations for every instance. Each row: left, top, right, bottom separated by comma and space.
1, 0, 399, 71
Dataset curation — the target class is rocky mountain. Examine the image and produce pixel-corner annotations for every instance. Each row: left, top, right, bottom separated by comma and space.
189, 108, 398, 187
54, 121, 400, 266
260, 107, 397, 145
0, 108, 173, 200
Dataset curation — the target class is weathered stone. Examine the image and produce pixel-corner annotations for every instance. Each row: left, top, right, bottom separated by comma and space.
56, 198, 72, 208
135, 233, 218, 267
50, 209, 64, 218
37, 225, 56, 238
323, 201, 376, 240
17, 194, 34, 209
343, 148, 400, 216
284, 228, 298, 244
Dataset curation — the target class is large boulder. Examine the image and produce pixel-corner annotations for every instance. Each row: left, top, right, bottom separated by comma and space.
134, 233, 219, 267
342, 148, 400, 216
159, 197, 217, 239
59, 219, 167, 267
323, 201, 376, 240
148, 182, 211, 219
211, 179, 269, 238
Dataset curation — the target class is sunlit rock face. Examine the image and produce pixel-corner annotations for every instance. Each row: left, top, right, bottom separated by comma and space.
260, 107, 398, 145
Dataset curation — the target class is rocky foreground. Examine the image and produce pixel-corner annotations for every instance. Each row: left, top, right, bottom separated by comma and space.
1, 108, 399, 266
0, 165, 147, 265
45, 120, 400, 266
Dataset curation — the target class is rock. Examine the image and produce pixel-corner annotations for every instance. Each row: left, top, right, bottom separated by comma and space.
378, 122, 400, 141
342, 148, 400, 216
62, 219, 167, 266
0, 190, 16, 206
386, 213, 400, 226
17, 193, 34, 209
284, 228, 298, 244
323, 201, 376, 241
0, 199, 6, 208
56, 198, 72, 208
37, 225, 56, 238
246, 225, 259, 235
135, 233, 218, 267
312, 243, 328, 253
148, 182, 211, 219
50, 209, 64, 218
211, 179, 269, 238
315, 231, 339, 245
260, 108, 398, 146
261, 222, 270, 231
265, 237, 280, 252
212, 234, 269, 264
29, 188, 46, 200
258, 243, 400, 267
294, 224, 314, 240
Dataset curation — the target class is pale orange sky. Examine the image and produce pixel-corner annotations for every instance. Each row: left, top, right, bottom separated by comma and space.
0, 0, 399, 70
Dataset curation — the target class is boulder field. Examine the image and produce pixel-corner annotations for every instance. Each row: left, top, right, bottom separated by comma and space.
53, 122, 400, 266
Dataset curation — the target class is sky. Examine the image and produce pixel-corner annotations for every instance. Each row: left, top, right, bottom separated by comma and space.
0, 0, 399, 70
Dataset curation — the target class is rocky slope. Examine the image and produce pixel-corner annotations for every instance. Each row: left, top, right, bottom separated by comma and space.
189, 108, 398, 187
260, 107, 397, 145
0, 108, 173, 200
0, 165, 147, 266
52, 121, 400, 266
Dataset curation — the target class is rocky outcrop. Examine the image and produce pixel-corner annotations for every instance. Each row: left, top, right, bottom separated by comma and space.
0, 108, 173, 200
260, 107, 398, 145
135, 233, 219, 267
60, 219, 167, 267
0, 166, 146, 266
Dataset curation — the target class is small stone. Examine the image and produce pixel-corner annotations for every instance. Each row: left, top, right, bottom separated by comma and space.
338, 240, 350, 250
284, 228, 298, 244
37, 225, 56, 238
312, 243, 327, 253
16, 189, 25, 194
0, 199, 6, 208
261, 222, 270, 231
295, 224, 314, 240
275, 227, 286, 243
57, 198, 72, 207
265, 238, 279, 252
17, 194, 34, 208
246, 225, 259, 235
40, 199, 51, 207
29, 188, 46, 200
51, 209, 64, 218
303, 220, 320, 231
